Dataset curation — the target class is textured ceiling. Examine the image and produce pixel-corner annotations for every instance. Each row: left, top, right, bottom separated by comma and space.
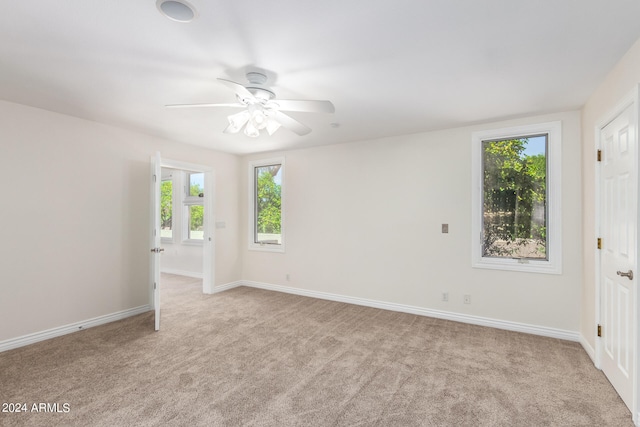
2, 1, 640, 154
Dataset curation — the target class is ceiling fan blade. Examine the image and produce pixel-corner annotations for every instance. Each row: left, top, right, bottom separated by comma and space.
217, 78, 256, 102
165, 103, 245, 108
271, 99, 335, 114
273, 111, 312, 136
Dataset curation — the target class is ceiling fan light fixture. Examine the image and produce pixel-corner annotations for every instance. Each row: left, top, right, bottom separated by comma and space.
226, 104, 282, 137
224, 110, 250, 134
167, 72, 334, 138
251, 110, 268, 129
244, 121, 260, 138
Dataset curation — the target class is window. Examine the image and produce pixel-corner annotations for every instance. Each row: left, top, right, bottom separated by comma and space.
183, 172, 204, 242
160, 177, 174, 241
249, 158, 284, 252
471, 122, 561, 274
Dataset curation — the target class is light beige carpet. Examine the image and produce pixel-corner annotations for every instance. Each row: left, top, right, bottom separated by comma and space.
0, 274, 633, 426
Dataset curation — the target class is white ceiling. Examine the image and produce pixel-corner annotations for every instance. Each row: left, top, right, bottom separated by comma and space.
2, 1, 640, 154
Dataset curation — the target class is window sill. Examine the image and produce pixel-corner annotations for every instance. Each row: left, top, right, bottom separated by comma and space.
472, 257, 561, 275
249, 243, 285, 253
181, 239, 204, 246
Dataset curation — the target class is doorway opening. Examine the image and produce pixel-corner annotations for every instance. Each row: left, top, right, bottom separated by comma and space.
160, 167, 206, 280
151, 154, 215, 331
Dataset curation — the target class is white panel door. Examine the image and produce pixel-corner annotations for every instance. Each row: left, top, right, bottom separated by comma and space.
600, 102, 637, 411
150, 152, 163, 331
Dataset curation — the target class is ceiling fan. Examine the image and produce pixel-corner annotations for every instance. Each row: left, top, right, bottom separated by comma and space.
166, 72, 335, 137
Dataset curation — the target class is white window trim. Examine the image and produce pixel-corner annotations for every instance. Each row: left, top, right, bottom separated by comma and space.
184, 171, 204, 205
249, 157, 285, 253
471, 121, 562, 274
181, 206, 204, 245
182, 171, 204, 245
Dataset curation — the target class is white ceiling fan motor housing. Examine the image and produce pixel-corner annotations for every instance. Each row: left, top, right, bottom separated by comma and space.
244, 72, 275, 101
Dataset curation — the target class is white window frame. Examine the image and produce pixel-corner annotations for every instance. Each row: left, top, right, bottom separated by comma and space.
182, 171, 204, 245
471, 121, 562, 274
249, 157, 285, 253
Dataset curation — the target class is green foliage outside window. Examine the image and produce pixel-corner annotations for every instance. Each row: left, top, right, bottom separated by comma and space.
189, 182, 204, 233
159, 176, 204, 239
483, 138, 547, 259
161, 180, 172, 230
256, 167, 282, 235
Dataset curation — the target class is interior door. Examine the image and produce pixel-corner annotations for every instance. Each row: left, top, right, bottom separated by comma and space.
600, 102, 637, 411
150, 152, 163, 331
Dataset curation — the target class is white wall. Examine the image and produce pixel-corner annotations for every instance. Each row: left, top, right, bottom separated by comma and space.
0, 100, 240, 342
581, 38, 640, 351
161, 243, 203, 278
241, 110, 583, 332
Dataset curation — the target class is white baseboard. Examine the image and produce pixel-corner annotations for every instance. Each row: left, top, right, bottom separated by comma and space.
212, 281, 243, 294
2, 281, 582, 353
579, 334, 596, 363
0, 305, 151, 353
241, 281, 580, 342
160, 268, 203, 279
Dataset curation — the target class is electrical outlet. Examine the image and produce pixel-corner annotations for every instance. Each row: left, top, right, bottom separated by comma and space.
464, 295, 471, 304
442, 224, 449, 233
442, 292, 449, 302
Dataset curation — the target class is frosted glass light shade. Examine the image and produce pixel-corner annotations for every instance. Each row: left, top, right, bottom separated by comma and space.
244, 121, 260, 138
225, 107, 282, 137
224, 110, 250, 133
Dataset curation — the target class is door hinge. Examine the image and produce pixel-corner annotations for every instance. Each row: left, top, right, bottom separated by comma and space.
153, 174, 157, 182
154, 282, 157, 290
597, 149, 602, 162
597, 238, 602, 249
597, 324, 602, 337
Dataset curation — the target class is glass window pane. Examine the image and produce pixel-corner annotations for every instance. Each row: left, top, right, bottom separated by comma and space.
188, 205, 204, 240
188, 172, 204, 197
161, 180, 173, 239
482, 135, 547, 259
254, 164, 282, 244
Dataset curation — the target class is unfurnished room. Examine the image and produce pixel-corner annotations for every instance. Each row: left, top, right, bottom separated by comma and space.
3, 1, 640, 426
